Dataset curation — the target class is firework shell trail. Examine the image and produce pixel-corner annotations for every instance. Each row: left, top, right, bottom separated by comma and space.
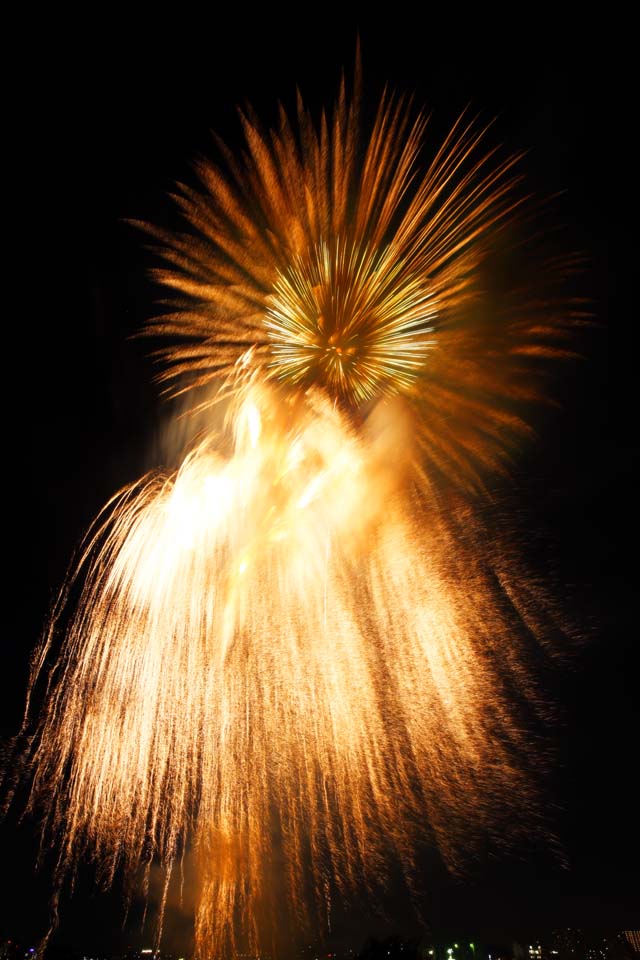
13, 59, 581, 958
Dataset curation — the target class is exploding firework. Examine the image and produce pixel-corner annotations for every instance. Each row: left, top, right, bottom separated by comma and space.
15, 59, 578, 958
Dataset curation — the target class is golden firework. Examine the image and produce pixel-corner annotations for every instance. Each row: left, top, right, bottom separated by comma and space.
144, 63, 573, 488
16, 61, 576, 960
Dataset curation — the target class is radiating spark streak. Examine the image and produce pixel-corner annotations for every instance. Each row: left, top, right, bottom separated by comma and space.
15, 59, 579, 960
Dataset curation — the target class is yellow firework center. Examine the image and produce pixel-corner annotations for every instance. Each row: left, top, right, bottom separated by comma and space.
265, 241, 438, 403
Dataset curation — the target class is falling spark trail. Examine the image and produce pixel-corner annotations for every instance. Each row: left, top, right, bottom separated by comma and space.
15, 60, 580, 959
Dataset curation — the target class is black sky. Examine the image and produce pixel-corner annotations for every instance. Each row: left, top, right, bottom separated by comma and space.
2, 12, 635, 952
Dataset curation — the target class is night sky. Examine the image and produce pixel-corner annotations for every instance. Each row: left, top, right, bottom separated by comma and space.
2, 14, 635, 953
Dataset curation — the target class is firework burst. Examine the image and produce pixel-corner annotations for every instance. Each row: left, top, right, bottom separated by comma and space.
14, 59, 578, 959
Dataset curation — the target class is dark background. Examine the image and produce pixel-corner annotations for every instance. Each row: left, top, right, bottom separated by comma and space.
2, 12, 635, 953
